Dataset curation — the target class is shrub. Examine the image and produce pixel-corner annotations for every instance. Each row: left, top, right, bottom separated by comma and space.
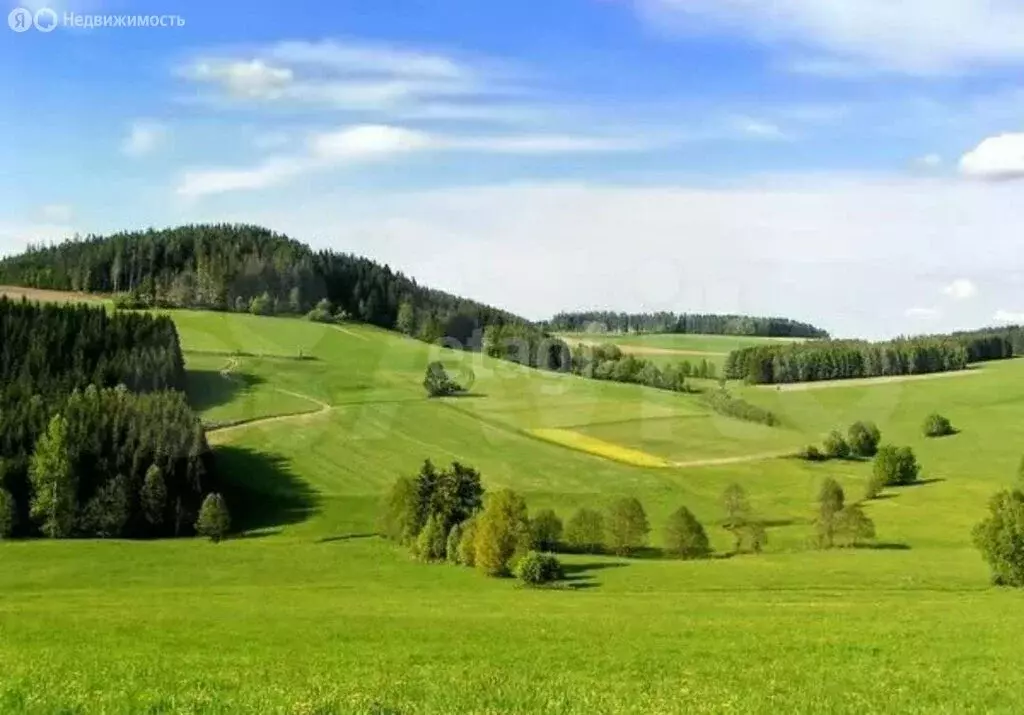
847, 421, 881, 458
699, 390, 778, 426
0, 488, 15, 539
195, 493, 231, 543
835, 505, 876, 547
973, 489, 1024, 587
873, 445, 921, 487
798, 445, 827, 462
446, 522, 464, 564
924, 413, 955, 438
415, 514, 448, 562
305, 298, 335, 324
515, 551, 564, 586
248, 292, 274, 316
529, 509, 563, 552
605, 497, 650, 556
457, 516, 479, 567
864, 470, 887, 501
664, 506, 711, 559
564, 508, 605, 554
823, 431, 851, 460
423, 361, 463, 398
474, 489, 531, 577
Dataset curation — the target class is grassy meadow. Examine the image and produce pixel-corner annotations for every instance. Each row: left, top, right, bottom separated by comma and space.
556, 331, 804, 369
2, 310, 1024, 713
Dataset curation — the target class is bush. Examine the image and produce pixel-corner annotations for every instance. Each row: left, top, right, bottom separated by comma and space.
457, 516, 479, 567
924, 413, 955, 438
248, 292, 274, 316
0, 488, 15, 539
847, 421, 881, 458
873, 445, 921, 487
699, 390, 778, 426
529, 509, 563, 552
798, 445, 827, 462
195, 493, 231, 543
415, 514, 448, 561
605, 497, 650, 556
823, 431, 851, 460
305, 298, 335, 324
664, 506, 711, 559
974, 489, 1024, 587
564, 508, 605, 554
515, 551, 564, 586
423, 361, 463, 397
835, 505, 876, 547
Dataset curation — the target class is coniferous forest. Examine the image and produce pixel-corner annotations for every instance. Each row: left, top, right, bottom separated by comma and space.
0, 298, 214, 538
544, 311, 829, 338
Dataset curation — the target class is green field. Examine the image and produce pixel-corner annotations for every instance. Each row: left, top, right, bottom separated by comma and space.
557, 331, 805, 369
3, 311, 1024, 713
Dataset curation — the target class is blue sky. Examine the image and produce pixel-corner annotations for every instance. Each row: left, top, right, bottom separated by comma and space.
3, 0, 1024, 337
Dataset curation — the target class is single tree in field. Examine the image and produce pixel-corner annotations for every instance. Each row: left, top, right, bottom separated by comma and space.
29, 414, 77, 538
923, 413, 955, 438
195, 493, 231, 543
664, 506, 711, 560
0, 487, 15, 539
973, 488, 1024, 586
835, 504, 876, 547
141, 464, 167, 528
823, 431, 851, 460
722, 483, 752, 552
847, 421, 882, 458
817, 478, 845, 548
564, 508, 605, 554
605, 497, 650, 556
423, 361, 462, 397
529, 509, 563, 552
473, 489, 531, 576
873, 445, 921, 487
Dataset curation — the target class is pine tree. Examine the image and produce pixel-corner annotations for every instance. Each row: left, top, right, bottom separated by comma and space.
195, 493, 231, 543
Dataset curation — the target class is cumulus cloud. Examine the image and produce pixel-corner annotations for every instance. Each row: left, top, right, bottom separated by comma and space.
943, 278, 978, 300
960, 133, 1024, 180
121, 120, 167, 157
636, 0, 1024, 75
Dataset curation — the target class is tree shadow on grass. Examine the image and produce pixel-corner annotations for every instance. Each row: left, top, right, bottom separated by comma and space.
186, 369, 266, 412
317, 533, 378, 544
901, 478, 946, 488
853, 542, 911, 551
561, 561, 629, 590
213, 445, 320, 533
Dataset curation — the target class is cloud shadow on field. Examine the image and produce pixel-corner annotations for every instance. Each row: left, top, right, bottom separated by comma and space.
186, 369, 266, 412
213, 445, 320, 533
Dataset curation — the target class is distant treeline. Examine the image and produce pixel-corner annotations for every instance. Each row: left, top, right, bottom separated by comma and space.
545, 311, 829, 339
0, 298, 214, 538
725, 327, 1023, 385
0, 224, 545, 350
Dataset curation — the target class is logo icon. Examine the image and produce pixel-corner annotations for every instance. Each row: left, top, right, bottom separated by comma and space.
34, 7, 57, 31
8, 7, 32, 31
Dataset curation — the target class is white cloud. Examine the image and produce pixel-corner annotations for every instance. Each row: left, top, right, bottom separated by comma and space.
943, 278, 978, 300
993, 310, 1024, 324
38, 204, 73, 222
960, 133, 1024, 180
182, 59, 294, 99
637, 0, 1024, 75
915, 154, 943, 169
731, 116, 788, 140
203, 175, 1024, 338
267, 40, 470, 79
122, 120, 167, 157
176, 124, 668, 197
905, 307, 941, 320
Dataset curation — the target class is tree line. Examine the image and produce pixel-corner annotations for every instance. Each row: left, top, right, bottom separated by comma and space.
545, 311, 829, 338
0, 224, 546, 351
0, 299, 216, 538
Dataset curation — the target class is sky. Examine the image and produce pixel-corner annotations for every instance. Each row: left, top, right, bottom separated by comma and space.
2, 0, 1024, 338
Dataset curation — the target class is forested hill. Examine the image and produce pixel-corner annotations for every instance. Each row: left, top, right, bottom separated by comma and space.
0, 224, 536, 348
544, 311, 829, 339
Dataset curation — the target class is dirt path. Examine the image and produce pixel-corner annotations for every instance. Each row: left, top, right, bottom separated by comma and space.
206, 358, 333, 443
670, 451, 793, 469
761, 370, 980, 392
